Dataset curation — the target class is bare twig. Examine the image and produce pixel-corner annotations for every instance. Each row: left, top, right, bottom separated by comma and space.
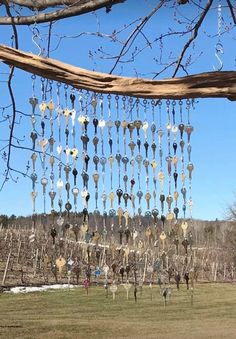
109, 0, 165, 74
172, 0, 213, 77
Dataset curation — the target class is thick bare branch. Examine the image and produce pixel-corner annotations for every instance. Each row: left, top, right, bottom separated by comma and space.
4, 1, 82, 10
0, 0, 126, 25
172, 0, 213, 77
0, 44, 236, 100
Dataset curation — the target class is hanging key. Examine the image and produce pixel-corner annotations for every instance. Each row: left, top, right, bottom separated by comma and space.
172, 125, 178, 138
158, 128, 164, 143
144, 141, 149, 158
116, 188, 123, 205
72, 168, 78, 186
135, 154, 143, 170
41, 177, 48, 194
151, 142, 156, 158
123, 174, 128, 191
84, 117, 89, 133
142, 121, 149, 139
180, 140, 185, 153
187, 144, 192, 161
166, 156, 172, 175
161, 214, 166, 228
166, 195, 173, 210
185, 125, 194, 143
72, 187, 79, 205
30, 173, 37, 189
65, 182, 70, 200
115, 120, 121, 133
123, 192, 129, 208
117, 207, 123, 226
65, 202, 72, 217
81, 170, 89, 188
106, 119, 114, 132
48, 136, 55, 153
173, 190, 179, 202
122, 156, 129, 172
64, 165, 71, 182
137, 190, 143, 204
152, 208, 159, 224
173, 142, 177, 155
84, 154, 90, 172
93, 155, 99, 171
109, 191, 115, 208
65, 127, 69, 144
81, 134, 89, 152
108, 155, 114, 168
130, 193, 135, 209
173, 172, 178, 189
178, 123, 185, 138
70, 93, 76, 108
151, 122, 156, 138
101, 192, 107, 211
100, 156, 107, 172
145, 192, 151, 210
128, 122, 135, 139
128, 141, 136, 155
181, 187, 187, 201
151, 160, 157, 172
160, 194, 165, 212
187, 162, 194, 179
29, 97, 38, 116
93, 118, 99, 134
109, 137, 113, 154
41, 120, 45, 136
92, 172, 99, 188
137, 138, 141, 153
116, 153, 121, 167
134, 120, 142, 136
30, 131, 38, 150
143, 159, 149, 176
174, 207, 179, 219
49, 190, 56, 209
39, 101, 47, 118
31, 191, 37, 212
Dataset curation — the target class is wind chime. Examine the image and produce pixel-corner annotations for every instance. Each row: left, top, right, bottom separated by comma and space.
28, 76, 195, 251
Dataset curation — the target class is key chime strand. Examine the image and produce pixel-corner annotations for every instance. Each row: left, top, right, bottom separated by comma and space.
29, 76, 194, 243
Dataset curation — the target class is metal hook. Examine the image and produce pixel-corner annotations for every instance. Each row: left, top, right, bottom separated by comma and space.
32, 27, 43, 56
213, 42, 223, 71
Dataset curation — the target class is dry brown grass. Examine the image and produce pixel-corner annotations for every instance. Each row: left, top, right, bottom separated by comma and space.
0, 283, 235, 339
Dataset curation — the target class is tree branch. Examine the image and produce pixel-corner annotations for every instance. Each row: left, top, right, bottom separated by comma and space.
109, 0, 165, 74
0, 44, 236, 100
172, 0, 213, 77
226, 0, 236, 26
3, 1, 83, 10
0, 0, 126, 25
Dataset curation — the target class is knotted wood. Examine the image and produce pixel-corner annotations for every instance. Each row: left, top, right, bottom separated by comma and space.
0, 44, 236, 100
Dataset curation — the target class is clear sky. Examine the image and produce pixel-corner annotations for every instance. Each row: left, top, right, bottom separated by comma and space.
0, 1, 235, 220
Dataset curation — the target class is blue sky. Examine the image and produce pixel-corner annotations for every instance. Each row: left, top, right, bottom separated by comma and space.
0, 1, 236, 220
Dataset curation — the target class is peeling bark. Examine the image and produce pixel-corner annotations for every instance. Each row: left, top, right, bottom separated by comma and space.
0, 44, 236, 100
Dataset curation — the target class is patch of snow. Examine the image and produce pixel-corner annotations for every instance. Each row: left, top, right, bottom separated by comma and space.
6, 284, 81, 294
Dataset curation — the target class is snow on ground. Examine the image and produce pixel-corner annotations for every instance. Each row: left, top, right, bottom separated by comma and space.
5, 284, 81, 294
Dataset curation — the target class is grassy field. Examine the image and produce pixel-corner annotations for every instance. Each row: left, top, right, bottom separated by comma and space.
0, 283, 235, 339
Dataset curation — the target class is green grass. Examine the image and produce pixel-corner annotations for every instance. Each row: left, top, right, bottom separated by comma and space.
0, 283, 235, 339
